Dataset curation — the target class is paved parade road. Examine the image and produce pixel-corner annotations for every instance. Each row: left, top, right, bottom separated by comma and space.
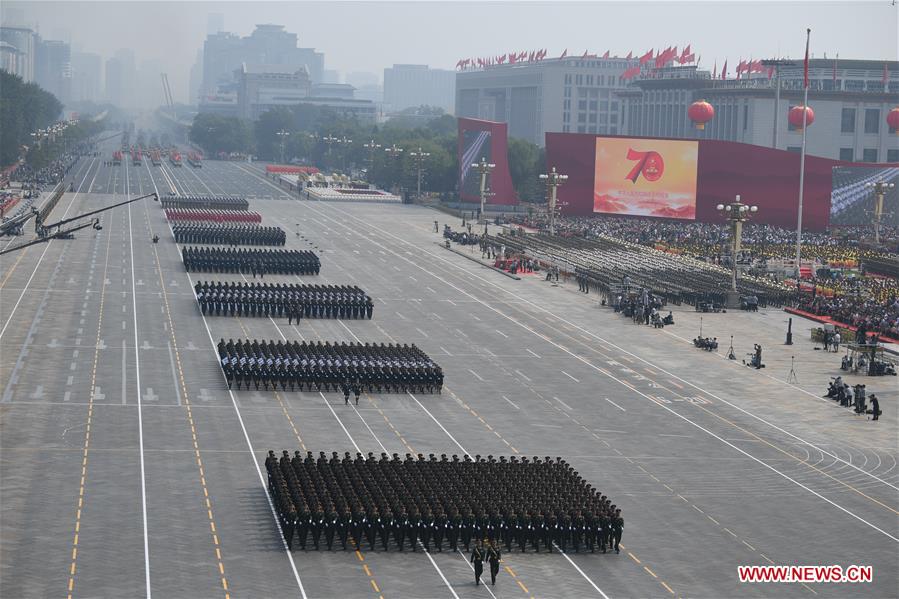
1, 146, 897, 598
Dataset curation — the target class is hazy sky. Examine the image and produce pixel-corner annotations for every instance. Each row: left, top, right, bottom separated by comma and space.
4, 1, 897, 104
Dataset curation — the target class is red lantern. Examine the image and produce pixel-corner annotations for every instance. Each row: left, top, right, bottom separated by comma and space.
688, 100, 715, 130
887, 107, 899, 135
788, 105, 815, 130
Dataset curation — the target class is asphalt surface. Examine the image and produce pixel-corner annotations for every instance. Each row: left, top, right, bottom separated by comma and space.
1, 142, 897, 599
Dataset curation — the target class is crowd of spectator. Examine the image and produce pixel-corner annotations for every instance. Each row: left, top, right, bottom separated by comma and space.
508, 214, 897, 264
503, 212, 898, 339
795, 277, 899, 340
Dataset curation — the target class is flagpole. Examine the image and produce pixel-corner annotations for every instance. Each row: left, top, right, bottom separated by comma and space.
795, 28, 811, 276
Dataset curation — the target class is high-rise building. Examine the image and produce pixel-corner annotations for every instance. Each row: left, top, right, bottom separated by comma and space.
189, 49, 203, 106
384, 64, 455, 114
202, 24, 325, 99
71, 51, 102, 102
0, 26, 36, 81
0, 41, 23, 76
35, 38, 71, 102
230, 64, 376, 123
456, 56, 635, 146
105, 48, 136, 108
235, 64, 311, 120
617, 59, 899, 161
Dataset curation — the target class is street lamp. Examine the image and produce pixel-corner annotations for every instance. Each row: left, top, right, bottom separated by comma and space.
409, 146, 431, 202
276, 129, 290, 164
539, 167, 568, 236
716, 195, 758, 302
363, 139, 381, 182
864, 180, 895, 244
471, 157, 495, 222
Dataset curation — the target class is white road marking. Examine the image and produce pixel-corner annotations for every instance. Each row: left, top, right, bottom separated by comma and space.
502, 395, 519, 410
562, 371, 580, 383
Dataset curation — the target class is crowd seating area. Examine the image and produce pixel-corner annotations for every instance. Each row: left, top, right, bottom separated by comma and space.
508, 214, 898, 265
490, 232, 793, 307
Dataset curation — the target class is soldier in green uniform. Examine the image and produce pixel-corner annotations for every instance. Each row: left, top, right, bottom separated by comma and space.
487, 541, 502, 585
470, 540, 485, 585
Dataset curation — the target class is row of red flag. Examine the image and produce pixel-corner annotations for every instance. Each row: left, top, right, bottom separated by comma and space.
456, 45, 893, 89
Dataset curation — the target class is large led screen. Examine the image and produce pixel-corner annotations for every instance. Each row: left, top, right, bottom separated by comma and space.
459, 129, 492, 198
830, 166, 899, 226
594, 137, 699, 220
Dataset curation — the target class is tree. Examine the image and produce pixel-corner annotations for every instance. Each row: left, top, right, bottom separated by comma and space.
507, 137, 544, 202
190, 113, 253, 155
0, 71, 63, 166
254, 107, 294, 162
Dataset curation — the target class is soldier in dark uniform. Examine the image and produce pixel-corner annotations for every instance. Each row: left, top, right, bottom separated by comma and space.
487, 541, 502, 585
447, 507, 460, 551
470, 540, 485, 585
611, 509, 623, 553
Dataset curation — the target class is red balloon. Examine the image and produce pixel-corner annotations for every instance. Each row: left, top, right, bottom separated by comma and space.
688, 100, 714, 130
788, 105, 815, 130
887, 107, 899, 134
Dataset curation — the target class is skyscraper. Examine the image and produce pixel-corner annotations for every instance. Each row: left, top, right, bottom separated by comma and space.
71, 51, 102, 102
35, 38, 71, 102
201, 24, 326, 97
0, 26, 35, 81
106, 48, 135, 108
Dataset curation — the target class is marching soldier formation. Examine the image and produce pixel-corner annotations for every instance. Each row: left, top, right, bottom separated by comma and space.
173, 223, 286, 246
165, 208, 262, 224
195, 281, 373, 319
218, 339, 443, 393
182, 247, 320, 275
161, 194, 250, 210
266, 451, 623, 556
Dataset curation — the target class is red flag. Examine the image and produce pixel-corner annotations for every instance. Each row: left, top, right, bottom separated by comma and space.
882, 62, 889, 84
721, 60, 727, 80
767, 66, 775, 79
712, 60, 717, 79
602, 50, 610, 59
626, 51, 632, 59
559, 48, 568, 59
639, 49, 653, 64
582, 50, 589, 59
803, 29, 810, 88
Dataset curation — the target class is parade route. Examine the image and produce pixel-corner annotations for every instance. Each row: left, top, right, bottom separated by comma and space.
1, 150, 897, 599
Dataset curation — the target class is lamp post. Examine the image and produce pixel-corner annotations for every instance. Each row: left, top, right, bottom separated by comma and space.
322, 134, 339, 170
864, 180, 895, 244
384, 144, 404, 191
409, 146, 431, 202
539, 167, 568, 236
716, 195, 758, 301
336, 135, 353, 173
363, 139, 381, 182
471, 157, 495, 222
276, 129, 290, 165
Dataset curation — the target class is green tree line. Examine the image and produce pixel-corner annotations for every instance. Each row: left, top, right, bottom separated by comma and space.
189, 105, 546, 201
1, 70, 64, 166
